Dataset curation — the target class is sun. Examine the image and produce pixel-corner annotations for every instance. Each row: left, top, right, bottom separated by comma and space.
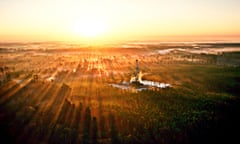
73, 18, 107, 38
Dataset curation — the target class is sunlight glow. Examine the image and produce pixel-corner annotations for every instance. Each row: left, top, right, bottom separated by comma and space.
72, 18, 107, 38
0, 0, 240, 42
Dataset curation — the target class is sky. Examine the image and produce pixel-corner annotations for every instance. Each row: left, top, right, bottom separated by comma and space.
0, 0, 240, 44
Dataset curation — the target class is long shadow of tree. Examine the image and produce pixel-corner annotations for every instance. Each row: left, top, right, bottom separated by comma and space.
83, 106, 91, 144
109, 113, 120, 144
97, 93, 106, 139
92, 116, 98, 144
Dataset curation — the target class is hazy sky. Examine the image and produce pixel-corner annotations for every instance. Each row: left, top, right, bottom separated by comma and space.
1, 0, 240, 43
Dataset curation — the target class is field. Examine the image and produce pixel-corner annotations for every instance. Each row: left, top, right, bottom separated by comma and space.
0, 42, 240, 144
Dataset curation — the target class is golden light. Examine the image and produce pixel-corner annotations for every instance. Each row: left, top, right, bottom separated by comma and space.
72, 18, 107, 38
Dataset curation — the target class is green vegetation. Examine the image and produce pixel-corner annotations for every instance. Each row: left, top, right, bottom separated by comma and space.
0, 46, 240, 144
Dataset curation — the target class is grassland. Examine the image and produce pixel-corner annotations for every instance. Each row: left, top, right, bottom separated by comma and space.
0, 43, 240, 144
